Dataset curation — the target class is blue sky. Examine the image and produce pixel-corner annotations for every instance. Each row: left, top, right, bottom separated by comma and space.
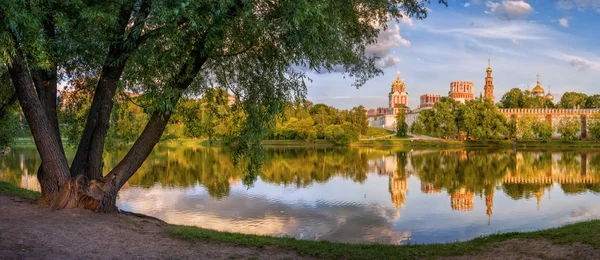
305, 0, 600, 109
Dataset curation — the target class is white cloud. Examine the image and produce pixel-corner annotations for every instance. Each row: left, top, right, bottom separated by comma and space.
512, 39, 523, 46
365, 23, 410, 68
559, 18, 569, 27
465, 3, 472, 7
400, 12, 414, 27
544, 51, 600, 72
556, 0, 600, 11
426, 22, 551, 41
485, 0, 534, 21
570, 59, 591, 71
377, 57, 401, 68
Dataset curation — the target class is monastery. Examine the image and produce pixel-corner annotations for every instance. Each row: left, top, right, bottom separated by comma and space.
367, 59, 599, 138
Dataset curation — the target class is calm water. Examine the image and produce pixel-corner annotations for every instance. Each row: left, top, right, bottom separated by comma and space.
2, 145, 600, 244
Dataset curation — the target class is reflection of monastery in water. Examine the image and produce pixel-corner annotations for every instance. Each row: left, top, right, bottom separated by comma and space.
370, 151, 600, 224
451, 188, 474, 211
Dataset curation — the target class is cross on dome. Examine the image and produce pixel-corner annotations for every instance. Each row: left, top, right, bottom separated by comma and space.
488, 58, 490, 67
536, 73, 540, 82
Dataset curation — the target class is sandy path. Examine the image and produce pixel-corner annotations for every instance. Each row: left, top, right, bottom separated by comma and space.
0, 195, 311, 260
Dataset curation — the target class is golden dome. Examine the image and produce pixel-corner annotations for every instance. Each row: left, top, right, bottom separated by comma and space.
532, 83, 544, 94
545, 92, 554, 100
486, 67, 492, 73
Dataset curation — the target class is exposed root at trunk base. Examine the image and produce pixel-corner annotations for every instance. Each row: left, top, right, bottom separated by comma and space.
50, 174, 118, 212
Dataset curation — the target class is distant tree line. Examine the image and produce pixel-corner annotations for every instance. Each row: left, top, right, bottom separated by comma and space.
410, 97, 600, 142
498, 88, 600, 109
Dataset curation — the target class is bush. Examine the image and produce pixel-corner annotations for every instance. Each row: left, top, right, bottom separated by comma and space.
533, 121, 553, 141
589, 112, 600, 140
556, 117, 581, 142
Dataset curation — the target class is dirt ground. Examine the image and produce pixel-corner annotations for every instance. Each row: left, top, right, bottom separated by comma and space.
442, 239, 600, 260
2, 194, 600, 260
0, 195, 312, 260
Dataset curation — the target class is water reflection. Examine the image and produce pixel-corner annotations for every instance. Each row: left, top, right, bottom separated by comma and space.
2, 145, 600, 244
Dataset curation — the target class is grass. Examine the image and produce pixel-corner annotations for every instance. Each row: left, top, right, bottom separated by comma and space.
364, 127, 394, 138
169, 220, 600, 260
0, 181, 40, 200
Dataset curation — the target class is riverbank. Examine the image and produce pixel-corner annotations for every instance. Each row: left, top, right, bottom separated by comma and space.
2, 181, 600, 260
12, 136, 600, 150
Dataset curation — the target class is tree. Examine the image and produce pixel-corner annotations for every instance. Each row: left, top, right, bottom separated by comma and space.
463, 99, 507, 140
418, 108, 436, 135
533, 121, 553, 142
518, 115, 537, 140
556, 117, 581, 142
585, 95, 600, 109
3, 0, 446, 212
349, 106, 368, 135
589, 112, 600, 140
0, 69, 18, 147
500, 88, 525, 108
409, 120, 425, 137
506, 117, 517, 139
395, 110, 408, 137
433, 101, 457, 139
559, 92, 588, 109
499, 88, 553, 108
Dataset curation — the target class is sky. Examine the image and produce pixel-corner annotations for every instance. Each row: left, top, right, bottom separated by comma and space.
305, 0, 600, 110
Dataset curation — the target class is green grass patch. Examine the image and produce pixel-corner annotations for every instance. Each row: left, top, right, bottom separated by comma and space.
364, 127, 394, 138
170, 220, 600, 260
0, 181, 40, 200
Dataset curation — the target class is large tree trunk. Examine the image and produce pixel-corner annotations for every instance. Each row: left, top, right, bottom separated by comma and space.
85, 51, 208, 212
69, 1, 152, 180
7, 48, 71, 203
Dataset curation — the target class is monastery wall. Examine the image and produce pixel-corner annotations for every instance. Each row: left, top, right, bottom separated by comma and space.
499, 108, 600, 138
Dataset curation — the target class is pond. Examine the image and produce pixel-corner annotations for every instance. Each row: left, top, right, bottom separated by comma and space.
2, 144, 600, 244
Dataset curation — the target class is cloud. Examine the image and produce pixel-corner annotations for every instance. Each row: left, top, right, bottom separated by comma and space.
426, 22, 551, 41
544, 51, 600, 72
556, 0, 600, 11
365, 23, 410, 68
377, 57, 401, 68
559, 18, 569, 27
512, 39, 523, 46
570, 59, 591, 71
485, 0, 534, 21
464, 3, 472, 7
400, 12, 414, 27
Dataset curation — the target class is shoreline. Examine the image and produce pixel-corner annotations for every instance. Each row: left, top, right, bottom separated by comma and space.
11, 136, 600, 149
1, 181, 600, 259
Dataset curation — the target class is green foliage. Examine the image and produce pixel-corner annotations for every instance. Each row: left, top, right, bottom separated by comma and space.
589, 112, 600, 140
585, 95, 600, 108
557, 117, 581, 142
499, 88, 554, 108
59, 78, 95, 147
0, 107, 19, 147
3, 0, 448, 184
107, 94, 149, 146
463, 99, 507, 140
324, 123, 358, 145
395, 110, 408, 137
533, 121, 553, 141
409, 120, 425, 137
518, 115, 537, 140
506, 118, 517, 139
433, 101, 458, 138
559, 92, 588, 109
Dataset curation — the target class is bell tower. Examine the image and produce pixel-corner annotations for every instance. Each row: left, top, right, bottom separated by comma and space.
484, 58, 495, 102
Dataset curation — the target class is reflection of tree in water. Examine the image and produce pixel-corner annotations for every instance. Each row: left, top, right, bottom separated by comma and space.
4, 146, 600, 205
109, 146, 371, 198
